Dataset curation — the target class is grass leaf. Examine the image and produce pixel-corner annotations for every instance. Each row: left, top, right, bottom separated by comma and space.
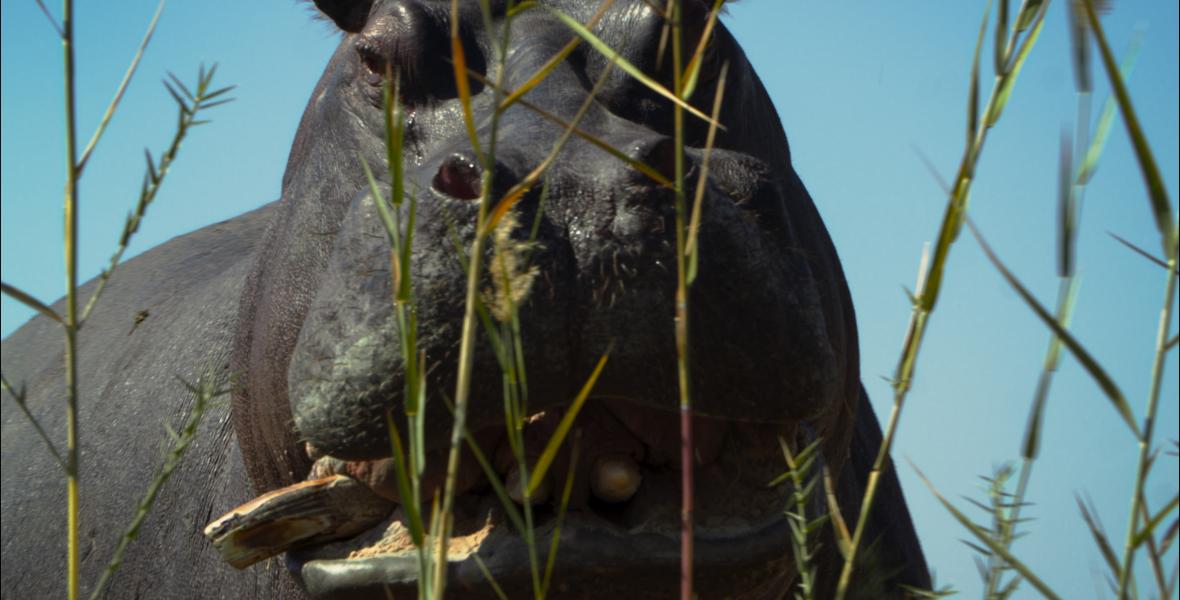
528, 348, 610, 495
541, 4, 721, 129
912, 460, 1062, 600
969, 220, 1141, 439
1081, 0, 1177, 259
1, 282, 62, 324
1075, 30, 1144, 185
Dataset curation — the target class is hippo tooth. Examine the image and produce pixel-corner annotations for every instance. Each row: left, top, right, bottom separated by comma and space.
590, 455, 642, 503
203, 475, 392, 569
505, 466, 550, 506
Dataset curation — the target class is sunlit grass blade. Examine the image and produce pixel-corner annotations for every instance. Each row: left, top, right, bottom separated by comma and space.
969, 0, 992, 146
822, 466, 853, 560
967, 220, 1141, 438
451, 0, 482, 160
1108, 231, 1174, 272
985, 1, 1048, 127
684, 61, 728, 284
540, 5, 721, 129
527, 348, 610, 495
1074, 29, 1142, 185
1081, 0, 1177, 259
76, 0, 164, 174
1, 282, 62, 324
680, 0, 725, 100
467, 70, 673, 189
911, 461, 1062, 600
483, 57, 615, 236
497, 0, 614, 112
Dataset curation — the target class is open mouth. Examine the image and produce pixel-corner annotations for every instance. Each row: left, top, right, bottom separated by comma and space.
207, 398, 810, 599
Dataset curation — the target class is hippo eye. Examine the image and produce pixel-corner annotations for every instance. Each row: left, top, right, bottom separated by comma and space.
353, 3, 486, 106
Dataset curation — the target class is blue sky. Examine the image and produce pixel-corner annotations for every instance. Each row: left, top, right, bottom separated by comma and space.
2, 1, 1177, 597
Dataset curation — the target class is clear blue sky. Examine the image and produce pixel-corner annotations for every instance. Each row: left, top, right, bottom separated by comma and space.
2, 2, 1177, 597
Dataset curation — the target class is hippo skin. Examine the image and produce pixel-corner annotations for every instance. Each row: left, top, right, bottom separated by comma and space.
1, 1, 929, 598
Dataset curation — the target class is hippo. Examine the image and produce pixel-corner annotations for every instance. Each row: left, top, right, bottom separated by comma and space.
1, 1, 929, 598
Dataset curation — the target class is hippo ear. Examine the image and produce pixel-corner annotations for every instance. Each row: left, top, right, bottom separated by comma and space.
313, 0, 374, 33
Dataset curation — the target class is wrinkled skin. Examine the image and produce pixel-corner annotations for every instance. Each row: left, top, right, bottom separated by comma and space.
1, 1, 928, 598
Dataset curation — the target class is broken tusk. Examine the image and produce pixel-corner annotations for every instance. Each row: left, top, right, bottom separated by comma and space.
203, 475, 392, 569
590, 454, 642, 503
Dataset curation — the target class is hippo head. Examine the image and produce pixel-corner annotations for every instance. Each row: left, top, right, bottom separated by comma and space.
230, 0, 861, 597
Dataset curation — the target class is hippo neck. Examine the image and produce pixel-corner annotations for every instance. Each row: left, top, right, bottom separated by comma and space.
231, 38, 386, 493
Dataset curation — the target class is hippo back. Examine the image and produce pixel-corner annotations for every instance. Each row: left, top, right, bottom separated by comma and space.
0, 203, 301, 599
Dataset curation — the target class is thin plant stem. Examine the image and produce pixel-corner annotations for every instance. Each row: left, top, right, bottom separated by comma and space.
834, 4, 1050, 597
86, 376, 219, 600
75, 0, 164, 175
60, 0, 81, 597
665, 2, 694, 599
1, 373, 66, 471
433, 1, 509, 594
1117, 260, 1177, 599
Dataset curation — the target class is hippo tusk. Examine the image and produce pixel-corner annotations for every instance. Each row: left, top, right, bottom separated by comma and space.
203, 475, 392, 569
590, 454, 642, 503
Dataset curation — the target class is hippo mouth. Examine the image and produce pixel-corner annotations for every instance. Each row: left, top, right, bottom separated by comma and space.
209, 396, 817, 599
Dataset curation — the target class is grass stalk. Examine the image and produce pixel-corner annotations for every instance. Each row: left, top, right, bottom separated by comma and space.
663, 2, 696, 598
86, 374, 221, 600
1117, 261, 1177, 598
433, 1, 510, 593
60, 2, 82, 598
833, 4, 1051, 597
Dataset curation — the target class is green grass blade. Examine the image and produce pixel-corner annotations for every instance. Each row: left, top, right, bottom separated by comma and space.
1133, 495, 1179, 549
969, 0, 993, 146
912, 461, 1062, 600
468, 69, 674, 190
385, 411, 426, 546
1075, 30, 1144, 185
497, 0, 614, 112
451, 0, 482, 160
1057, 130, 1077, 278
1077, 495, 1122, 583
76, 0, 164, 175
1081, 0, 1177, 259
1108, 231, 1173, 272
1, 282, 62, 324
541, 433, 580, 598
968, 220, 1141, 438
541, 5, 721, 129
527, 348, 610, 495
986, 1, 1048, 127
685, 60, 729, 284
680, 0, 725, 101
472, 554, 510, 600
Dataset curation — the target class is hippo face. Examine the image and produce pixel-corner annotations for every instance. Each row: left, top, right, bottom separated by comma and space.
231, 0, 862, 597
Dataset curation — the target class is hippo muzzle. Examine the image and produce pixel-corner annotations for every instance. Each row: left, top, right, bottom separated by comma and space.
226, 1, 861, 597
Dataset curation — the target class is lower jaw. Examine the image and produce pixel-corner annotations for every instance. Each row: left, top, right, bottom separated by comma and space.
293, 507, 796, 600
288, 410, 806, 599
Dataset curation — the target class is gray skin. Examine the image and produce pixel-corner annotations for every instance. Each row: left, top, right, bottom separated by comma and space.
1, 1, 929, 598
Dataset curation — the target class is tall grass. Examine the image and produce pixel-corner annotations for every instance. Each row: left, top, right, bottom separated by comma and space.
6, 1, 1176, 599
0, 2, 231, 599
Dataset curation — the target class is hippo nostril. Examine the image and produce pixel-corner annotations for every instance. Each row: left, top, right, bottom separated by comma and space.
433, 153, 483, 201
